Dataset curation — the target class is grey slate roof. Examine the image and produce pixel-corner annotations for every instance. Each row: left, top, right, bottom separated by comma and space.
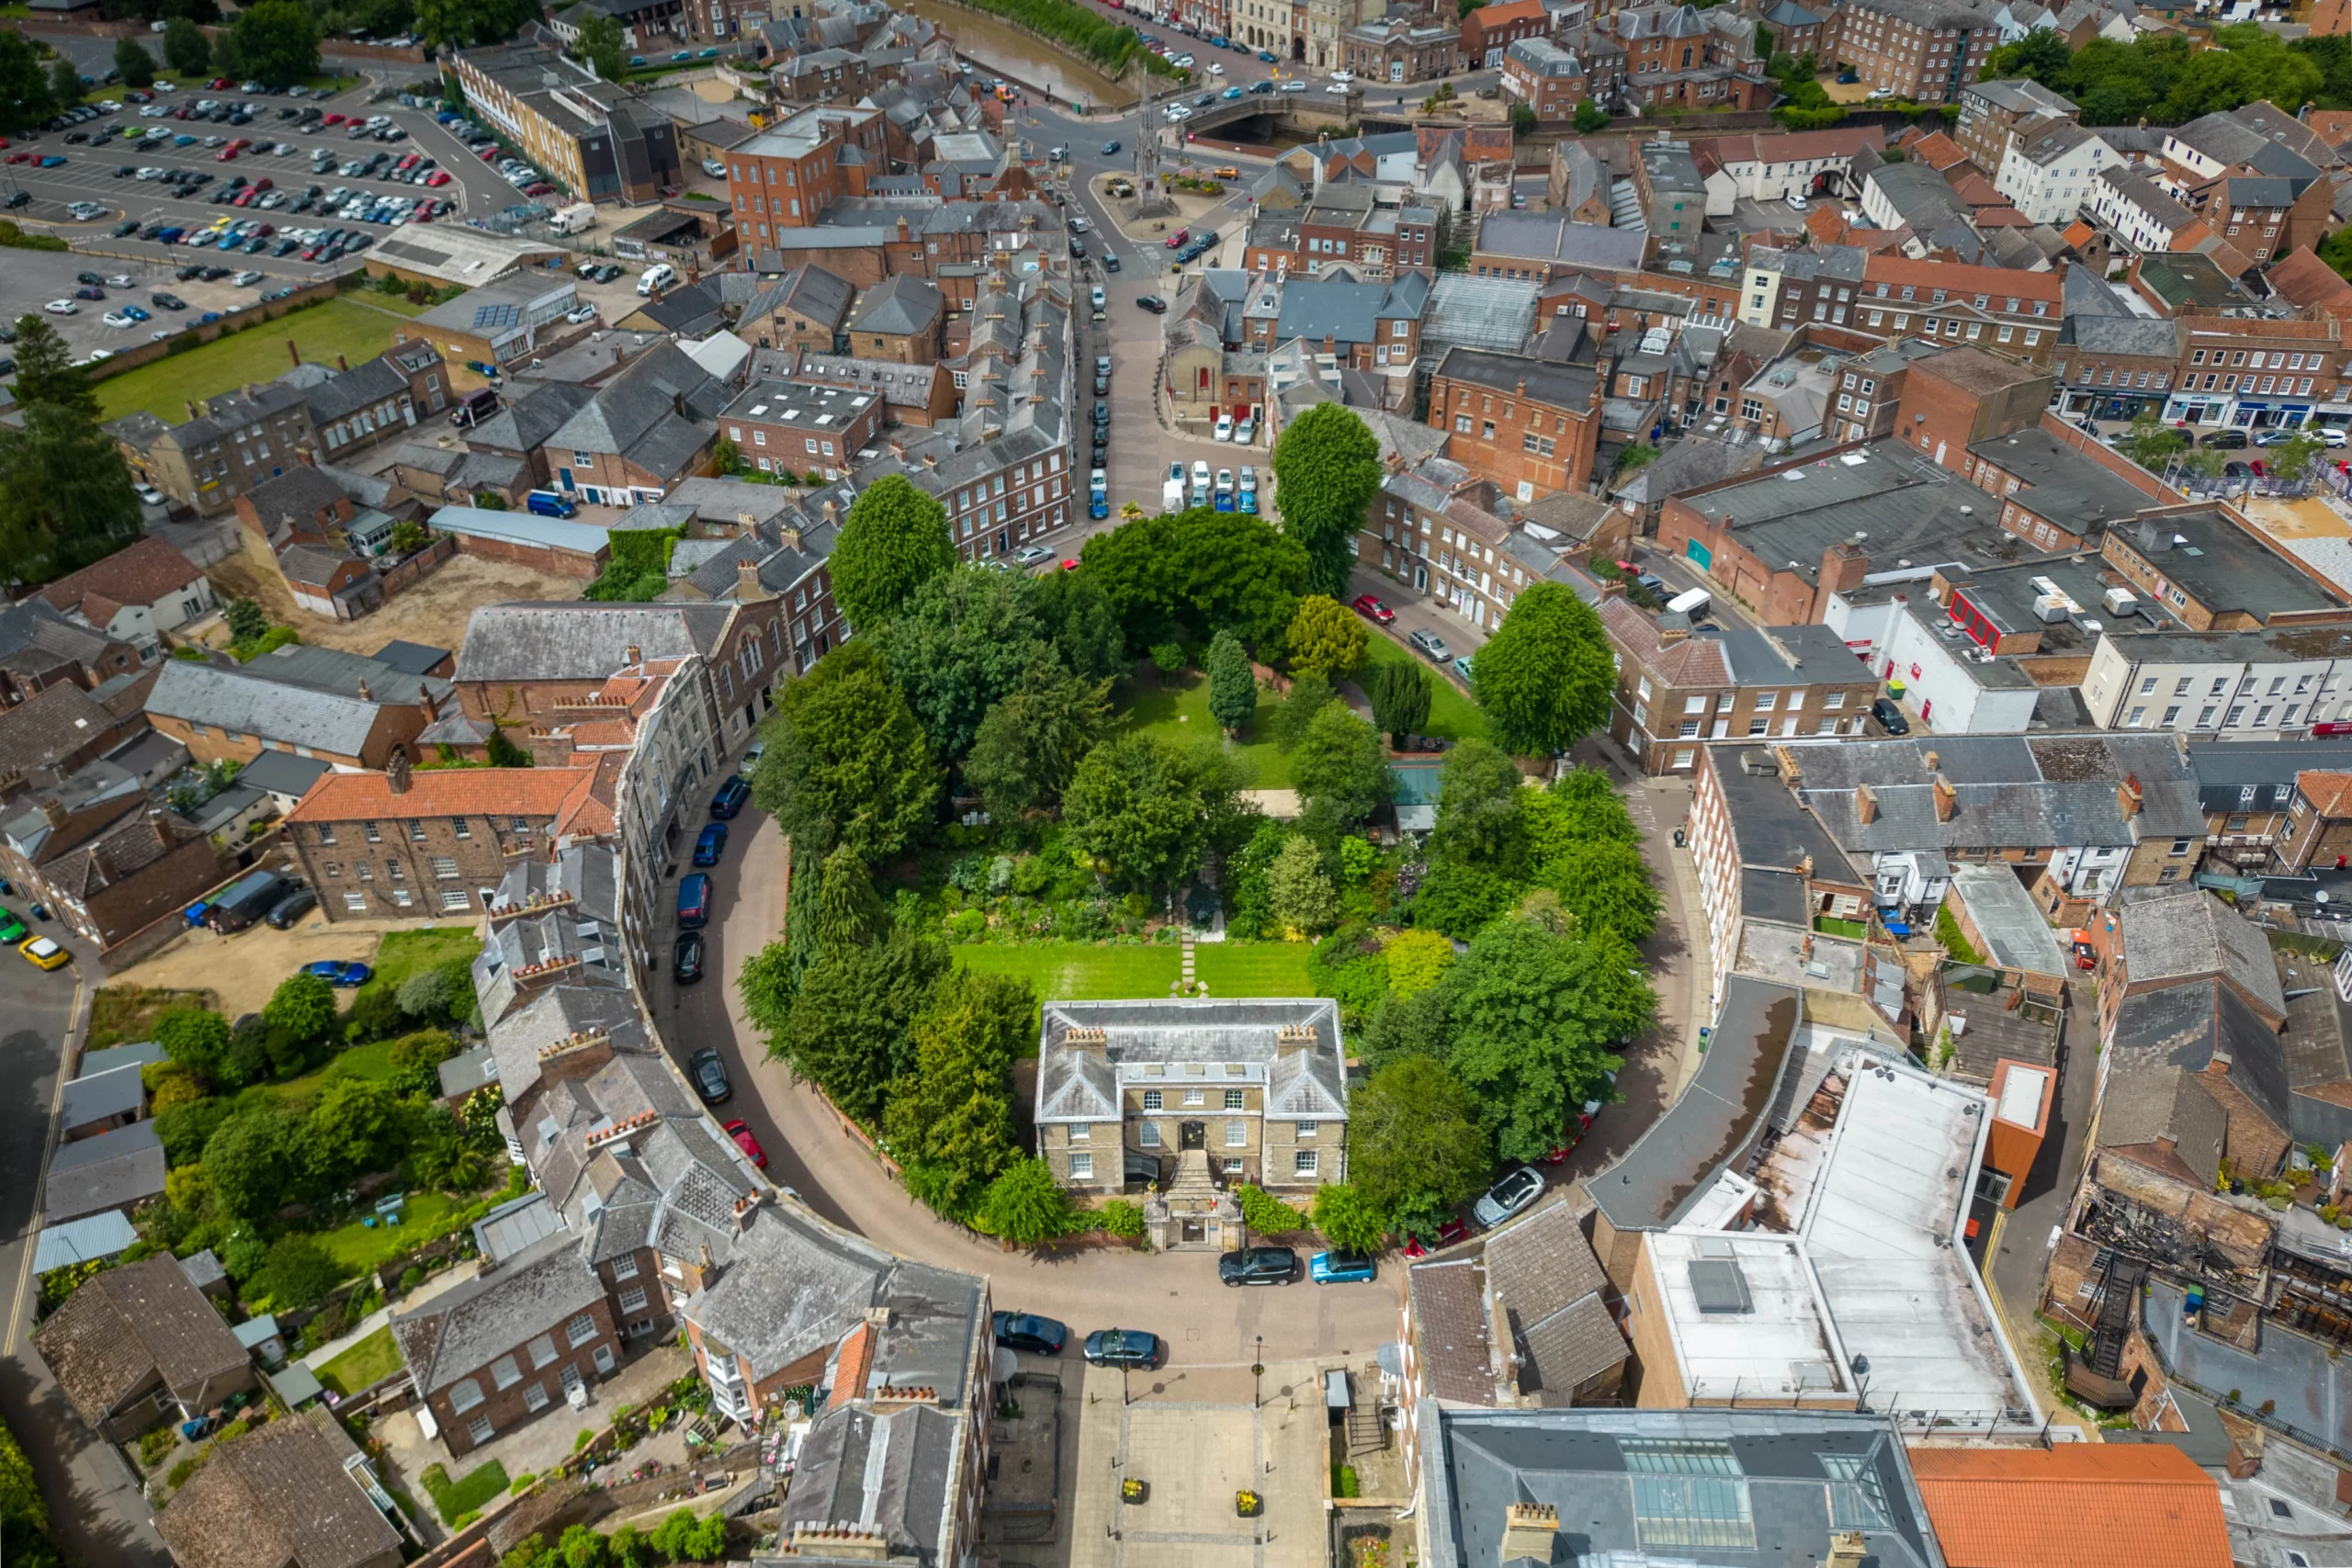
388, 1227, 605, 1395
146, 649, 446, 758
782, 1402, 963, 1566
1272, 271, 1430, 349
1432, 346, 1597, 411
456, 601, 736, 682
2120, 886, 2287, 1014
849, 274, 943, 335
1482, 1201, 1625, 1401
59, 1063, 143, 1132
1476, 213, 1647, 272
44, 1118, 165, 1223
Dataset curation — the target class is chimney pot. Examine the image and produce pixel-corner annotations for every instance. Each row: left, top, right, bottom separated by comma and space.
39, 797, 67, 830
335, 354, 349, 372
625, 644, 641, 665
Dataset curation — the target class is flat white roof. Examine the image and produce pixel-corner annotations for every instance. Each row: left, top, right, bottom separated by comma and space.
1647, 1229, 1853, 1402
1994, 1064, 2050, 1128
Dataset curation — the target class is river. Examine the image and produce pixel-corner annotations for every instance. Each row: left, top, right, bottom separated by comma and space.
904, 0, 1140, 111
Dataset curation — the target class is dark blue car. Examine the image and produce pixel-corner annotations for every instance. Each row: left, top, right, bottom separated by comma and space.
677, 873, 711, 929
694, 822, 728, 866
710, 776, 750, 819
301, 960, 373, 987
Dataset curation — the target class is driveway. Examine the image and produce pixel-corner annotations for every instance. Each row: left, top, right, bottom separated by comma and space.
652, 794, 1405, 1366
0, 953, 171, 1568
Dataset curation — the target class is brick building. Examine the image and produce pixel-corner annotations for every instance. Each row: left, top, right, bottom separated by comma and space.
1502, 37, 1601, 120
0, 795, 220, 955
1891, 344, 2051, 472
1363, 457, 1550, 633
843, 274, 944, 364
446, 27, 680, 205
1599, 603, 1882, 773
1822, 0, 1999, 107
722, 107, 888, 247
145, 646, 453, 772
1853, 255, 2065, 367
1424, 346, 1604, 502
717, 378, 887, 482
1951, 77, 2079, 173
107, 381, 316, 519
285, 756, 605, 921
1462, 0, 1552, 70
0, 600, 138, 708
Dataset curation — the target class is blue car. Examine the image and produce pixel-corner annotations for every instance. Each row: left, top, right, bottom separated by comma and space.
195, 310, 220, 324
694, 822, 729, 866
1214, 487, 1235, 513
1222, 85, 1243, 99
1238, 487, 1257, 514
174, 133, 196, 146
710, 775, 750, 819
301, 960, 374, 987
677, 872, 711, 930
1310, 1250, 1377, 1284
1258, 49, 1277, 61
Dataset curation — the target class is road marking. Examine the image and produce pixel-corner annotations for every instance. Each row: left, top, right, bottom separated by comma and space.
5, 968, 89, 1358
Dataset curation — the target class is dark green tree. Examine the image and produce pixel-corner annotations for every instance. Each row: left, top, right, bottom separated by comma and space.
46, 59, 78, 115
1471, 583, 1613, 757
11, 315, 96, 420
0, 34, 54, 134
830, 473, 956, 630
1410, 859, 1521, 939
777, 931, 948, 1122
1572, 98, 1609, 132
311, 1077, 404, 1179
977, 1156, 1080, 1245
1442, 918, 1647, 1162
1204, 627, 1257, 733
155, 1007, 232, 1084
1030, 567, 1126, 681
1367, 659, 1430, 745
811, 842, 883, 951
1270, 403, 1383, 599
1079, 508, 1308, 649
752, 642, 942, 863
223, 597, 269, 644
1308, 1182, 1385, 1252
163, 17, 214, 77
113, 38, 155, 90
1428, 738, 1529, 874
1063, 734, 1240, 898
570, 11, 627, 79
1534, 837, 1659, 943
1272, 669, 1336, 750
963, 651, 1111, 818
245, 1234, 339, 1312
201, 1101, 315, 1220
1291, 703, 1392, 830
875, 563, 1042, 759
1346, 1056, 1490, 1228
1982, 27, 2070, 84
883, 967, 1032, 1217
1266, 835, 1339, 935
229, 0, 317, 85
263, 971, 337, 1046
485, 725, 533, 767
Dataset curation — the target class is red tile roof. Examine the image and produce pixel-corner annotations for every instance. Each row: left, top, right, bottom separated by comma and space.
1862, 253, 2065, 303
2297, 770, 2352, 819
287, 764, 602, 824
2266, 246, 2352, 312
1909, 1444, 2230, 1568
38, 536, 204, 621
1910, 131, 1973, 172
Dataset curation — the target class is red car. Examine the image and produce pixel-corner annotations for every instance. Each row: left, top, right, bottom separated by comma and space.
322, 112, 345, 126
1402, 1217, 1473, 1258
1164, 226, 1190, 248
424, 169, 451, 186
1351, 593, 1395, 624
4, 152, 27, 165
723, 1119, 767, 1169
215, 148, 237, 161
1541, 1100, 1602, 1165
208, 76, 232, 88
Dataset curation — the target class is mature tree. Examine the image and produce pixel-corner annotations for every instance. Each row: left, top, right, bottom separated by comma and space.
0, 33, 52, 133
229, 0, 318, 85
263, 971, 337, 1047
963, 652, 1111, 818
1472, 584, 1613, 757
777, 931, 948, 1122
876, 564, 1040, 759
1411, 859, 1520, 939
11, 316, 96, 420
1346, 1056, 1490, 1225
162, 16, 213, 77
1367, 658, 1430, 745
222, 598, 268, 644
1308, 1182, 1386, 1253
738, 940, 799, 1040
811, 842, 884, 951
977, 1156, 1080, 1245
2120, 412, 2187, 473
245, 1234, 339, 1312
202, 1102, 315, 1220
413, 0, 543, 48
570, 11, 627, 79
113, 37, 155, 90
1983, 26, 2071, 83
1428, 738, 1528, 874
753, 641, 942, 863
155, 1008, 232, 1085
1572, 97, 1610, 131
1291, 703, 1391, 829
0, 406, 139, 581
1443, 918, 1647, 1162
1204, 627, 1257, 734
884, 968, 1032, 1217
1029, 567, 1125, 681
1063, 734, 1239, 897
1272, 669, 1336, 750
311, 1077, 403, 1181
1271, 403, 1383, 598
1080, 508, 1308, 649
1382, 927, 1454, 998
1284, 594, 1367, 682
1357, 983, 1453, 1075
46, 58, 78, 115
831, 473, 956, 630
1535, 838, 1659, 943
1266, 835, 1339, 936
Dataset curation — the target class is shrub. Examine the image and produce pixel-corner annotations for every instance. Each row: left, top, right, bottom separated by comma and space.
343, 986, 404, 1042
395, 968, 452, 1019
1235, 1184, 1306, 1235
166, 1451, 208, 1489
1148, 640, 1186, 674
139, 1427, 177, 1468
509, 1471, 536, 1495
1101, 1200, 1148, 1239
398, 1266, 424, 1293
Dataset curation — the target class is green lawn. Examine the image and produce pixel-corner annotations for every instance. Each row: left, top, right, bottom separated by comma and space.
368, 927, 480, 993
1193, 942, 1315, 996
315, 1325, 401, 1398
1358, 634, 1488, 743
1116, 671, 1318, 788
95, 297, 420, 424
316, 1190, 462, 1275
420, 1458, 509, 1526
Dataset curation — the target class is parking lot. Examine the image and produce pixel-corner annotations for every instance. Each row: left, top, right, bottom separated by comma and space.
0, 245, 300, 362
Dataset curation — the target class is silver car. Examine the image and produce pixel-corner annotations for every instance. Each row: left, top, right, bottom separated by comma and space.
1472, 1166, 1544, 1228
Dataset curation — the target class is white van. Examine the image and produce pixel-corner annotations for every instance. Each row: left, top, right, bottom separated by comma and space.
1162, 460, 1186, 512
637, 263, 677, 296
1666, 585, 1712, 616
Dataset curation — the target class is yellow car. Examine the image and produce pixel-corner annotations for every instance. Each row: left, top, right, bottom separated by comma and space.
18, 934, 68, 970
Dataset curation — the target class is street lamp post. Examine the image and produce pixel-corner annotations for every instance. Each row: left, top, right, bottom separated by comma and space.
1252, 1334, 1264, 1407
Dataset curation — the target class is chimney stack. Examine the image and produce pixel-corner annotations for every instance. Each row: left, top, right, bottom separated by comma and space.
1827, 1533, 1869, 1568
149, 804, 175, 854
1499, 1503, 1560, 1565
356, 678, 372, 702
1857, 782, 1877, 825
39, 797, 67, 830
2119, 773, 2144, 818
335, 354, 349, 372
625, 644, 642, 666
737, 557, 770, 603
386, 750, 413, 795
419, 687, 439, 724
1932, 774, 1958, 823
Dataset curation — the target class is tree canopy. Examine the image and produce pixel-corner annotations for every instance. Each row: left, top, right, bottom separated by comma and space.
1346, 1056, 1491, 1231
962, 651, 1111, 819
1079, 508, 1309, 649
883, 967, 1033, 1217
1470, 583, 1613, 757
1271, 403, 1383, 598
1983, 23, 2334, 126
228, 0, 320, 86
1063, 734, 1242, 897
1284, 594, 1367, 682
778, 931, 950, 1122
1205, 628, 1257, 734
752, 641, 942, 863
876, 564, 1042, 760
830, 473, 957, 629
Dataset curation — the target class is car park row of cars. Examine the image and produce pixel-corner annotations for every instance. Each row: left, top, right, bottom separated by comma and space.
1160, 459, 1257, 513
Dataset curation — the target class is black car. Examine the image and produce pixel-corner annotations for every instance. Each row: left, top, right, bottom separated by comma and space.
151, 292, 185, 310
1092, 400, 1110, 426
673, 931, 706, 984
263, 886, 317, 929
991, 1311, 1069, 1355
1136, 294, 1168, 314
1103, 251, 1120, 273
687, 1046, 731, 1104
2, 193, 27, 210
2202, 427, 2249, 449
1871, 695, 1910, 735
1082, 1327, 1161, 1369
710, 775, 751, 819
1217, 1246, 1300, 1286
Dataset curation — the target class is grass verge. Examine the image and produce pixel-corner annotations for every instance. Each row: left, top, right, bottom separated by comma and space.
1116, 671, 1310, 788
1193, 942, 1314, 995
1358, 634, 1487, 743
316, 1325, 401, 1397
95, 297, 419, 424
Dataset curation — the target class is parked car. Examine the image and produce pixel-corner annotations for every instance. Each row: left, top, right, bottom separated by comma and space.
1870, 695, 1911, 735
264, 887, 317, 928
1472, 1166, 1545, 1228
710, 776, 751, 818
1082, 1328, 1161, 1368
723, 1119, 767, 1168
686, 1046, 731, 1104
1350, 593, 1394, 624
1309, 1250, 1376, 1284
677, 872, 712, 929
300, 959, 374, 987
694, 822, 729, 866
2201, 427, 2249, 449
1218, 1246, 1300, 1286
991, 1312, 1069, 1355
18, 935, 67, 971
1408, 627, 1451, 661
1136, 294, 1168, 313
0, 908, 26, 944
673, 931, 706, 984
